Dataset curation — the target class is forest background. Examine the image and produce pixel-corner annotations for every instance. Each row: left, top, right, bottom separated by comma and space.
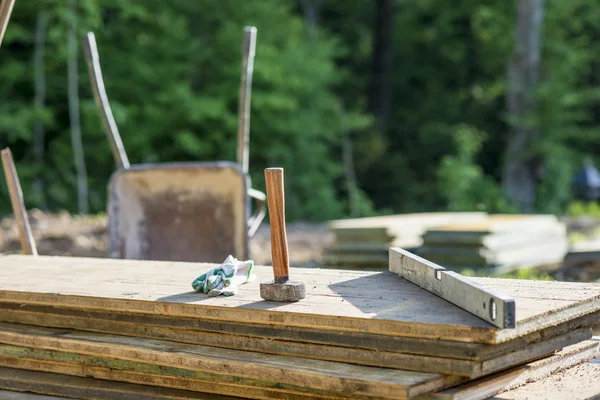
1, 0, 598, 222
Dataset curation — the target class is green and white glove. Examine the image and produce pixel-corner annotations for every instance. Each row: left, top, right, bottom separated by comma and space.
191, 255, 255, 297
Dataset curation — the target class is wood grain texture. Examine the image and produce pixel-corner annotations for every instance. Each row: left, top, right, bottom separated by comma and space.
265, 168, 290, 280
0, 368, 237, 399
0, 390, 71, 400
0, 321, 590, 378
1, 255, 600, 344
1, 149, 37, 256
0, 321, 466, 396
0, 350, 464, 399
0, 306, 597, 372
389, 248, 516, 328
0, 360, 333, 400
421, 339, 600, 400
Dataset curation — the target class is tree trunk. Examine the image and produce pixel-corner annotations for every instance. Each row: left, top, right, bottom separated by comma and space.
503, 0, 544, 213
300, 0, 322, 43
67, 0, 89, 214
338, 104, 360, 217
33, 9, 48, 210
300, 0, 320, 29
368, 0, 395, 132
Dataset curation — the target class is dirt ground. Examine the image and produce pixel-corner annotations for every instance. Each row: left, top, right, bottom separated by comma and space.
0, 209, 333, 266
495, 358, 600, 400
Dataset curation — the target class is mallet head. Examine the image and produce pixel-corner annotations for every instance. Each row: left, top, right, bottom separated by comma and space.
260, 278, 306, 302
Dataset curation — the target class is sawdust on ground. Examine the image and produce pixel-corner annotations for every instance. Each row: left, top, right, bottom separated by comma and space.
493, 360, 600, 400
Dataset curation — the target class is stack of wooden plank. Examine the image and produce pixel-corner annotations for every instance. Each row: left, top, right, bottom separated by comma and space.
0, 254, 598, 399
417, 214, 569, 275
325, 212, 487, 267
556, 238, 600, 283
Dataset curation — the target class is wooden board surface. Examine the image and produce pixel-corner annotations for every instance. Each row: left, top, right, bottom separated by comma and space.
0, 391, 72, 400
0, 368, 246, 400
424, 215, 560, 235
421, 225, 567, 247
3, 302, 597, 361
421, 339, 600, 400
1, 255, 600, 344
0, 321, 589, 379
327, 212, 487, 230
0, 322, 456, 394
417, 240, 569, 267
0, 325, 468, 399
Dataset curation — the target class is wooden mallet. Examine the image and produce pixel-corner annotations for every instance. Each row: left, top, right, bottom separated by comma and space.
261, 168, 306, 302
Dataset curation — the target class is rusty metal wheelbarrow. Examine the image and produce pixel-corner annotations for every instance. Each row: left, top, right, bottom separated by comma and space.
82, 28, 266, 263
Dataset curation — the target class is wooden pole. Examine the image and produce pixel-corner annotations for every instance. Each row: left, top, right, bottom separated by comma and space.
0, 0, 16, 48
237, 27, 257, 175
82, 32, 130, 170
1, 148, 38, 256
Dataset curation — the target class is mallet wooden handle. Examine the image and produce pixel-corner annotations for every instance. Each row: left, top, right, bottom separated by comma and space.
1, 148, 38, 256
265, 168, 289, 282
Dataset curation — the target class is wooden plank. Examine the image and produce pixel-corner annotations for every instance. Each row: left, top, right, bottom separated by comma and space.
424, 214, 560, 235
0, 321, 590, 378
420, 339, 600, 400
0, 345, 464, 399
421, 225, 567, 247
416, 240, 568, 267
389, 248, 516, 328
0, 369, 244, 399
0, 365, 321, 400
327, 212, 487, 230
0, 322, 465, 398
323, 251, 388, 267
0, 305, 598, 365
1, 255, 600, 344
0, 391, 72, 400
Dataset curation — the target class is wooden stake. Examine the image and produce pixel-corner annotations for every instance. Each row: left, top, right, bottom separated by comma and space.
0, 0, 16, 48
82, 32, 130, 170
237, 27, 257, 175
1, 148, 37, 256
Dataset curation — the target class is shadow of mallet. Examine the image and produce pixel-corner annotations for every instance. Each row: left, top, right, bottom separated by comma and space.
260, 168, 306, 302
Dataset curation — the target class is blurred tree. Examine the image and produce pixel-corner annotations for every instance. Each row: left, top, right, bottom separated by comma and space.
0, 0, 370, 220
503, 0, 544, 213
3, 0, 600, 221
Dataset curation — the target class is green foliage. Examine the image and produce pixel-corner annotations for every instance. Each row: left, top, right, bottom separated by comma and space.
3, 0, 600, 222
497, 268, 555, 281
533, 1, 600, 213
459, 266, 555, 280
436, 124, 514, 213
1, 0, 371, 220
567, 201, 600, 218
